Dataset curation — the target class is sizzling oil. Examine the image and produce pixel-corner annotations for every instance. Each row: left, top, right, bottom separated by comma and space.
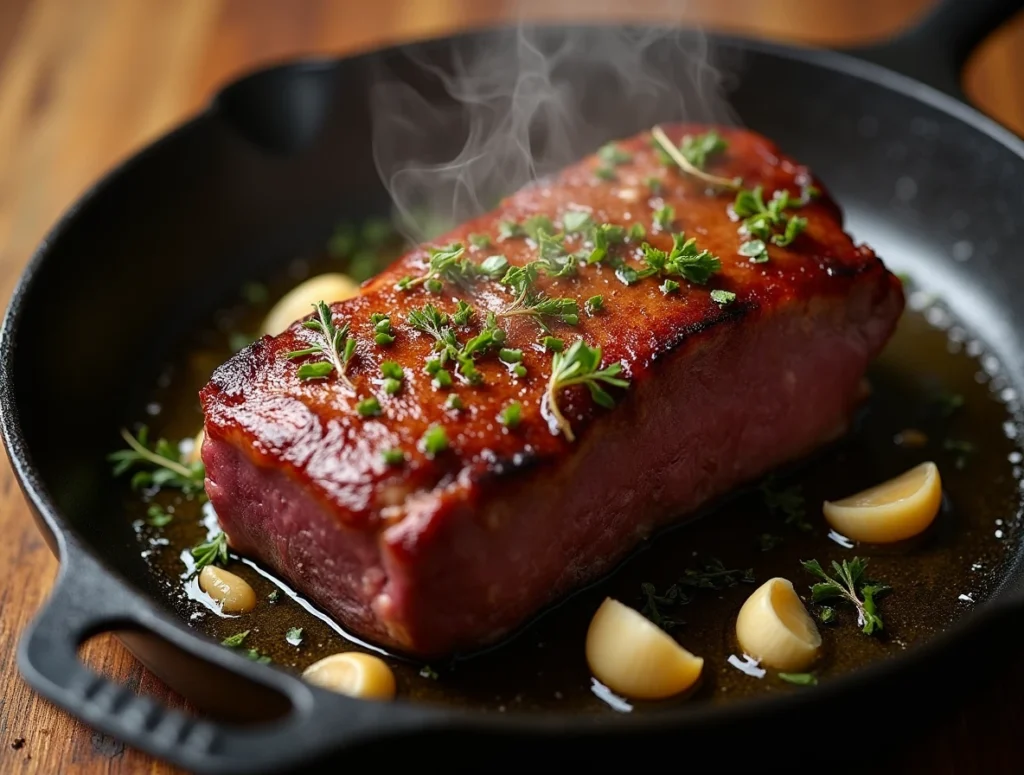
125, 233, 1023, 715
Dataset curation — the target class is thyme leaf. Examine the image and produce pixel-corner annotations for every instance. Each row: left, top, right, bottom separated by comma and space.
545, 340, 629, 441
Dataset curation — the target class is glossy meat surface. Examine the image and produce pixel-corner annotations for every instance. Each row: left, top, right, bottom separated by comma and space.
201, 124, 904, 656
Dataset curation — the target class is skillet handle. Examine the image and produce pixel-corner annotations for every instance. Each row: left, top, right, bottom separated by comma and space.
17, 544, 429, 774
847, 0, 1023, 100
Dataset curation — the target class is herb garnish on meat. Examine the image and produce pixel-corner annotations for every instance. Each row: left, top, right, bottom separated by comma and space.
651, 125, 740, 190
285, 301, 357, 387
545, 340, 629, 441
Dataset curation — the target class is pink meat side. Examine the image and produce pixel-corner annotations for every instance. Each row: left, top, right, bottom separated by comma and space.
205, 277, 900, 656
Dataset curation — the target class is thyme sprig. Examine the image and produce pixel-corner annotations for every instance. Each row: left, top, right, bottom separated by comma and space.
395, 243, 471, 293
651, 125, 740, 190
109, 427, 205, 495
285, 301, 356, 388
545, 340, 629, 441
407, 303, 504, 384
801, 557, 890, 635
498, 262, 579, 330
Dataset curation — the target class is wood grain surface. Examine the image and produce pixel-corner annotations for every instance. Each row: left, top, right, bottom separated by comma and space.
1, 1, 1022, 773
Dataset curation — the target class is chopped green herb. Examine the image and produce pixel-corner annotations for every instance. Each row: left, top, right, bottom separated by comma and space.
499, 348, 523, 364
469, 233, 492, 249
653, 204, 675, 231
546, 340, 630, 441
586, 222, 626, 265
598, 143, 633, 165
420, 425, 449, 457
371, 313, 395, 346
760, 477, 811, 531
146, 504, 173, 527
650, 125, 740, 190
445, 394, 464, 411
356, 397, 381, 416
285, 627, 304, 646
499, 220, 524, 240
452, 300, 474, 326
419, 665, 439, 680
562, 211, 594, 234
499, 402, 523, 429
661, 279, 680, 294
109, 427, 206, 496
246, 650, 272, 665
285, 301, 357, 388
381, 448, 406, 465
523, 215, 556, 241
645, 176, 662, 193
479, 255, 509, 278
778, 672, 817, 686
679, 131, 728, 170
267, 590, 281, 604
499, 264, 579, 329
711, 289, 736, 306
191, 532, 228, 573
513, 364, 528, 378
380, 361, 403, 380
801, 557, 890, 635
615, 265, 639, 286
542, 336, 564, 352
383, 378, 402, 395
739, 239, 770, 264
628, 223, 647, 241
638, 233, 722, 285
594, 164, 617, 181
433, 369, 453, 389
395, 243, 472, 292
677, 557, 754, 590
818, 606, 836, 624
585, 295, 604, 315
733, 186, 808, 246
221, 631, 250, 648
640, 582, 687, 630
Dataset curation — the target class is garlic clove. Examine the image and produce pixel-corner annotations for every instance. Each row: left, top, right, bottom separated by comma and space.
302, 652, 396, 700
261, 273, 361, 336
735, 577, 821, 671
823, 461, 942, 543
198, 566, 256, 614
586, 597, 703, 700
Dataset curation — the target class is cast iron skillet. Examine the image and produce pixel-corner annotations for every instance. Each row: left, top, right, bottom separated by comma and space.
3, 1, 1024, 772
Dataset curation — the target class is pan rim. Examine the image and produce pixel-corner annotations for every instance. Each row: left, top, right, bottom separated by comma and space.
2, 21, 1023, 741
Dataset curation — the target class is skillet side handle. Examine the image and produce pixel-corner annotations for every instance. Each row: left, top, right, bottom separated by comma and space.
17, 545, 428, 775
847, 0, 1023, 101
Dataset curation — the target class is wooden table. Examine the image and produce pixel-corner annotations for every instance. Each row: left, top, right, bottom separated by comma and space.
1, 1, 1022, 772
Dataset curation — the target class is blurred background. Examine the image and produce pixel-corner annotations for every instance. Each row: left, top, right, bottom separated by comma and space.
0, 1, 1022, 773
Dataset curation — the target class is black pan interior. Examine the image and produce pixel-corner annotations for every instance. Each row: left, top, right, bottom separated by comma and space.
7, 24, 1024, 708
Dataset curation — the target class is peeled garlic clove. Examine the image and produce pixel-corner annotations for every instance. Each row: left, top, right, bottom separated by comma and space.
199, 566, 256, 614
586, 597, 703, 700
261, 273, 361, 336
823, 461, 942, 543
735, 577, 821, 671
302, 652, 396, 700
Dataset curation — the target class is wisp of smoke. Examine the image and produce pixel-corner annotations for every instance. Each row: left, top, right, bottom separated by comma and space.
370, 8, 738, 243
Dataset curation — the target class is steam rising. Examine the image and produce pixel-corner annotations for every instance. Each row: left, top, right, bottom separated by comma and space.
371, 14, 737, 243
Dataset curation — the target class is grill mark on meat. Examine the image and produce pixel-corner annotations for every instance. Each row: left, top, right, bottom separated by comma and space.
201, 124, 904, 656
